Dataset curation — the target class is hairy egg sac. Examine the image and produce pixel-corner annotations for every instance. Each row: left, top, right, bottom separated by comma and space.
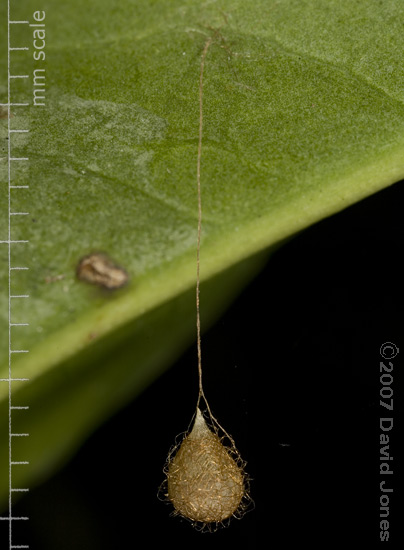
167, 409, 245, 525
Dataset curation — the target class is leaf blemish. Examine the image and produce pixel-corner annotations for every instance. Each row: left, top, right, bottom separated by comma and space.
76, 252, 128, 290
45, 274, 66, 284
0, 106, 13, 119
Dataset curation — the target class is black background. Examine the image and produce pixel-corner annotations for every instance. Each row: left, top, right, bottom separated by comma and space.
6, 180, 404, 549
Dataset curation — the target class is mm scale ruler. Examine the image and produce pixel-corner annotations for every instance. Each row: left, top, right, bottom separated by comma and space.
1, 1, 30, 549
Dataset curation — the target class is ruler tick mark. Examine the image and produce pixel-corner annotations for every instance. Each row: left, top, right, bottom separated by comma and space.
0, 240, 29, 244
0, 517, 29, 521
0, 378, 30, 382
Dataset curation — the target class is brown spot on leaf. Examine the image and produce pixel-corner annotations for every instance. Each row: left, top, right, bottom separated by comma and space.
0, 106, 13, 119
76, 252, 128, 290
45, 274, 65, 283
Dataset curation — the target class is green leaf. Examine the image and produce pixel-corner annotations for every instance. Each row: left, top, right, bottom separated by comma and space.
1, 0, 404, 508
